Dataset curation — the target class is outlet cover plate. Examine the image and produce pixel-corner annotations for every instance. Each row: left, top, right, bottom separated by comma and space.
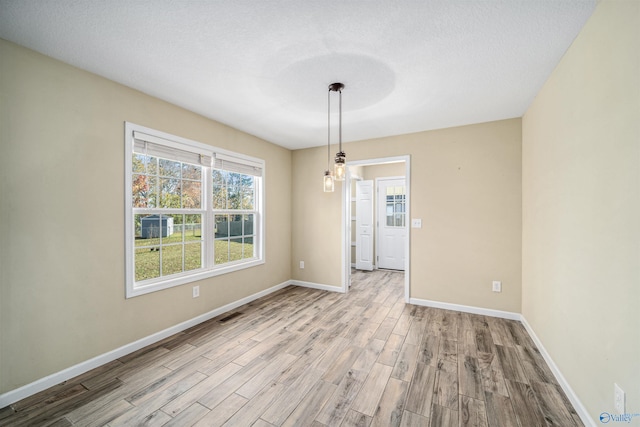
192, 286, 200, 298
614, 383, 625, 414
492, 281, 502, 292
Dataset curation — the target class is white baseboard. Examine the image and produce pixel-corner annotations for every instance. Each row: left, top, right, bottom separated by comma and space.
409, 297, 521, 320
520, 316, 595, 427
290, 280, 344, 293
0, 280, 292, 408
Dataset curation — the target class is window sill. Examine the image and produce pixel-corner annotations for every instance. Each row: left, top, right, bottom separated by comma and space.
126, 258, 265, 298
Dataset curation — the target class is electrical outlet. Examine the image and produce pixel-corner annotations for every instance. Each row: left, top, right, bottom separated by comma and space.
192, 286, 200, 298
614, 383, 625, 414
299, 261, 304, 269
492, 281, 502, 292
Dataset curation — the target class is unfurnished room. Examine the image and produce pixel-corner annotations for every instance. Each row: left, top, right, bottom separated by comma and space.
0, 1, 638, 426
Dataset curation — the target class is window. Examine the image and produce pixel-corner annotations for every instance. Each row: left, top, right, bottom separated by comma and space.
385, 185, 406, 227
125, 123, 264, 298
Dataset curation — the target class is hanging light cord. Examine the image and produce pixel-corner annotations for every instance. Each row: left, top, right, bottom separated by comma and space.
327, 87, 331, 170
338, 87, 342, 154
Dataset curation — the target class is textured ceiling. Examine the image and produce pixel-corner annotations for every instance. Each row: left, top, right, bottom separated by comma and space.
0, 0, 596, 150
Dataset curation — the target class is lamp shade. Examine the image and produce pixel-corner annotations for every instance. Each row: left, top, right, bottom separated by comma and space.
323, 170, 334, 192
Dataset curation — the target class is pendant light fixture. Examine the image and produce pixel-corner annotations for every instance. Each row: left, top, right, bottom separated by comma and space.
323, 84, 337, 192
330, 83, 346, 181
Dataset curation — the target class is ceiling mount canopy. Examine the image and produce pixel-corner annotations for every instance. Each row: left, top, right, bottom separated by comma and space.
328, 82, 345, 92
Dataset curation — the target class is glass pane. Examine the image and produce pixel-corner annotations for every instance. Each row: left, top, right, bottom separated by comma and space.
147, 177, 158, 208
386, 186, 394, 196
138, 215, 162, 245
132, 154, 149, 173
159, 158, 181, 178
181, 180, 201, 209
215, 239, 229, 264
241, 186, 254, 210
228, 172, 242, 187
184, 214, 202, 241
241, 176, 255, 210
132, 174, 147, 208
229, 214, 243, 237
132, 175, 157, 208
392, 213, 400, 227
163, 214, 180, 243
184, 242, 202, 271
133, 155, 158, 175
212, 184, 226, 209
182, 163, 201, 180
243, 214, 254, 236
212, 169, 225, 187
159, 178, 180, 208
387, 215, 394, 227
243, 237, 254, 258
386, 203, 394, 215
215, 215, 228, 238
230, 238, 243, 262
394, 186, 404, 196
227, 185, 241, 209
135, 247, 160, 281
162, 244, 183, 276
134, 214, 143, 242
146, 156, 158, 175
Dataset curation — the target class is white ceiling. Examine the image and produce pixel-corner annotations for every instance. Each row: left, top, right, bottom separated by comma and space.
0, 0, 596, 150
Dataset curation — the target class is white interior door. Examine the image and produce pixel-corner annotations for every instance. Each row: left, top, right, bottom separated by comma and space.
377, 178, 406, 270
355, 180, 374, 271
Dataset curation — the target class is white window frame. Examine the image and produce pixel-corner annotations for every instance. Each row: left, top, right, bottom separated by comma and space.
125, 122, 265, 298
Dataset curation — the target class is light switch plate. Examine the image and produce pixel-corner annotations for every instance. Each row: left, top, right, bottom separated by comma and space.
411, 218, 422, 228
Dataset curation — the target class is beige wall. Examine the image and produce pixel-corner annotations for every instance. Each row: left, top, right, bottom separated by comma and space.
522, 0, 640, 421
0, 40, 292, 393
362, 162, 405, 181
292, 119, 522, 312
290, 147, 344, 287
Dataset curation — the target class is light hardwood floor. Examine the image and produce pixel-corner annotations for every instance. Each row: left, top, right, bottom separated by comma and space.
0, 270, 583, 427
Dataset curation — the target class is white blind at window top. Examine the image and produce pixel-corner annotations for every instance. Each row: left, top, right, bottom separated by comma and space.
133, 131, 263, 176
214, 153, 263, 177
133, 131, 212, 167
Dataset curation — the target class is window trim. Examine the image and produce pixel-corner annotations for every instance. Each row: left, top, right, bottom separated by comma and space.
125, 122, 265, 298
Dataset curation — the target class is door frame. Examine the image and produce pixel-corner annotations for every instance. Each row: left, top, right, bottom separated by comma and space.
342, 155, 411, 302
376, 176, 407, 271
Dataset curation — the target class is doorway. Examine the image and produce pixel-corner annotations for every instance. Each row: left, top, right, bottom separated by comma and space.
342, 156, 410, 302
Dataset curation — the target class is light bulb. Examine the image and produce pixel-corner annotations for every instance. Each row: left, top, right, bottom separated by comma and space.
323, 171, 334, 192
334, 162, 346, 181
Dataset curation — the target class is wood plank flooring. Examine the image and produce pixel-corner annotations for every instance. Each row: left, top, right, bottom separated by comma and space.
1, 270, 583, 426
